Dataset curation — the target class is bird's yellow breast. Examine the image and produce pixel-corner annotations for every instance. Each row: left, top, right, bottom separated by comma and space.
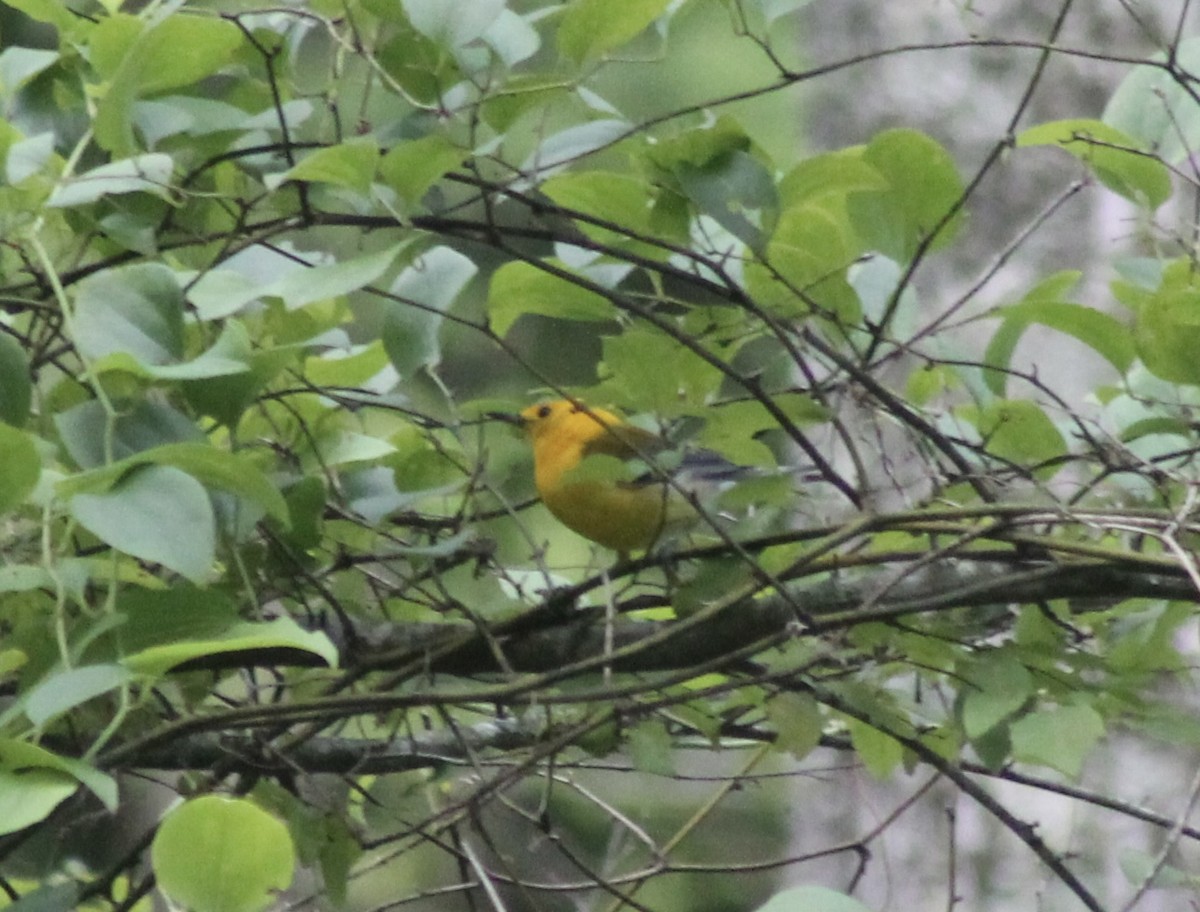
539, 476, 670, 552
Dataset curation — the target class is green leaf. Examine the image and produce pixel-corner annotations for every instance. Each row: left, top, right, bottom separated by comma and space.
601, 327, 722, 414
69, 465, 216, 584
280, 138, 380, 193
379, 134, 463, 207
1133, 270, 1200, 385
270, 243, 406, 311
45, 153, 175, 207
152, 796, 295, 912
0, 424, 39, 514
0, 0, 74, 29
481, 76, 570, 130
754, 886, 874, 912
312, 431, 398, 468
487, 261, 614, 336
400, 0, 505, 50
305, 340, 390, 387
0, 739, 117, 814
2, 882, 80, 912
521, 119, 629, 175
73, 263, 184, 366
1017, 118, 1171, 209
1010, 704, 1104, 778
1119, 848, 1200, 889
0, 47, 59, 100
970, 399, 1067, 467
182, 346, 297, 428
0, 769, 77, 837
766, 692, 823, 759
185, 268, 269, 321
55, 399, 204, 470
92, 13, 243, 154
961, 652, 1033, 739
276, 477, 325, 550
646, 116, 751, 172
136, 320, 252, 381
847, 718, 904, 779
747, 198, 860, 322
114, 585, 237, 655
100, 14, 242, 95
847, 128, 964, 261
676, 149, 779, 253
558, 0, 672, 62
25, 664, 133, 727
383, 245, 477, 376
123, 615, 337, 677
984, 271, 1135, 395
6, 131, 56, 185
378, 18, 460, 105
777, 148, 887, 207
541, 170, 657, 250
1104, 37, 1200, 165
626, 719, 675, 775
59, 441, 289, 527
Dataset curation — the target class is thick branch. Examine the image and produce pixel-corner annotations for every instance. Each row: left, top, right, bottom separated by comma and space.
105, 717, 546, 774
179, 558, 1194, 675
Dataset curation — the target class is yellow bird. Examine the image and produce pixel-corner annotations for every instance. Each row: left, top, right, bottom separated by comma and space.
503, 399, 746, 553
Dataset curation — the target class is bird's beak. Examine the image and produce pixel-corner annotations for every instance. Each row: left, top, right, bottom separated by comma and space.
486, 410, 526, 428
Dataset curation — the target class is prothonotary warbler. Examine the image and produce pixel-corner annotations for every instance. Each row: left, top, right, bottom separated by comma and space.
500, 399, 750, 553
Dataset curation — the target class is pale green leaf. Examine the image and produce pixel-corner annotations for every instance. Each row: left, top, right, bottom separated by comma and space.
270, 243, 406, 310
1018, 118, 1171, 208
152, 796, 295, 912
0, 739, 117, 813
55, 399, 204, 471
847, 719, 904, 779
281, 138, 379, 193
848, 128, 964, 261
984, 270, 1134, 395
961, 652, 1033, 739
558, 0, 672, 62
0, 47, 59, 99
970, 399, 1067, 467
488, 261, 613, 336
69, 465, 215, 584
25, 664, 133, 727
383, 245, 477, 376
0, 769, 77, 837
46, 153, 175, 207
754, 886, 874, 912
123, 616, 337, 677
1010, 704, 1105, 778
520, 119, 629, 176
401, 0, 505, 50
5, 131, 55, 184
1104, 38, 1200, 165
379, 134, 463, 206
626, 719, 675, 776
1134, 280, 1200, 385
73, 262, 184, 365
766, 692, 823, 759
59, 441, 289, 527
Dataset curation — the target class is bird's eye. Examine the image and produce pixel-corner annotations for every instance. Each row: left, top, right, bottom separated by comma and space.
537, 404, 553, 419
